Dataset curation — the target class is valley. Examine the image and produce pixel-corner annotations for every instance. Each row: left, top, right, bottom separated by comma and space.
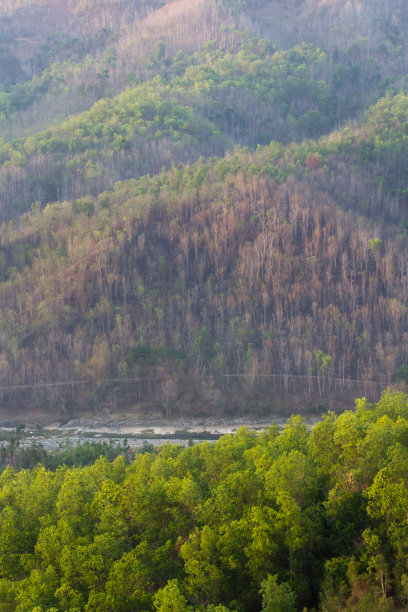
2, 1, 408, 610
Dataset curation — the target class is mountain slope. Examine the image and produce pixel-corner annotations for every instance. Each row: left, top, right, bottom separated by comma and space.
0, 1, 408, 418
1, 95, 408, 417
0, 43, 347, 220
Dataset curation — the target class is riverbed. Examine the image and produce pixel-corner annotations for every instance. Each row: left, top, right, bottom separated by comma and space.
0, 415, 318, 452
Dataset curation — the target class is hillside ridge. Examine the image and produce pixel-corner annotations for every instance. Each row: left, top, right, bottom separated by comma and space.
0, 0, 408, 419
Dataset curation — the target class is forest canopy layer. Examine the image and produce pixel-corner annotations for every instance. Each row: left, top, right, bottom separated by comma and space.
0, 390, 407, 611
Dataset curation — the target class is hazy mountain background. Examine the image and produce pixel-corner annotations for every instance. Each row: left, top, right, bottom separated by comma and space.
1, 0, 408, 418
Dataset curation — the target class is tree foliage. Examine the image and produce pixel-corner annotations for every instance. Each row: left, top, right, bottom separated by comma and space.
0, 391, 407, 609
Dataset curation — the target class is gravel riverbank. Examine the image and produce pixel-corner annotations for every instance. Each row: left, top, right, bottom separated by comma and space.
0, 415, 320, 451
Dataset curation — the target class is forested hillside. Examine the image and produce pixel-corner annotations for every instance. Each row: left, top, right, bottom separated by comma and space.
1, 95, 408, 417
0, 0, 401, 221
0, 391, 408, 610
3, 3, 408, 611
0, 0, 408, 418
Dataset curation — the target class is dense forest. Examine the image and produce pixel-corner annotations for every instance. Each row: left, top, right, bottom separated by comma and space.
0, 391, 407, 610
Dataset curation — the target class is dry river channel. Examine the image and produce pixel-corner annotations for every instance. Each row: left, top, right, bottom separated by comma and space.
0, 416, 320, 452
